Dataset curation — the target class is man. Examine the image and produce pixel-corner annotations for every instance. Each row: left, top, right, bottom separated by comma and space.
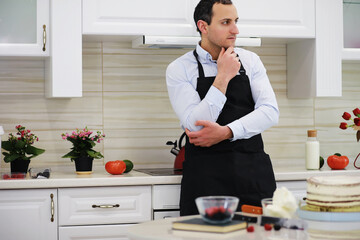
166, 0, 279, 216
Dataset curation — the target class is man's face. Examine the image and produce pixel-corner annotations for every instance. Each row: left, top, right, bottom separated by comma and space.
205, 3, 239, 49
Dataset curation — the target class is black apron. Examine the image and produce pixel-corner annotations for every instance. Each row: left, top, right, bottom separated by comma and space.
179, 50, 276, 216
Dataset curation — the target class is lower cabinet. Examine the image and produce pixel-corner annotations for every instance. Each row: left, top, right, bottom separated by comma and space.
0, 181, 306, 240
58, 185, 151, 240
0, 189, 58, 240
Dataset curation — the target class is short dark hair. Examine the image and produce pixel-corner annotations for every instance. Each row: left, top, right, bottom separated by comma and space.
193, 0, 233, 33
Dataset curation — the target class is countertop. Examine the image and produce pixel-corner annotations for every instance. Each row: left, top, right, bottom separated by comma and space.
127, 215, 308, 240
0, 164, 359, 190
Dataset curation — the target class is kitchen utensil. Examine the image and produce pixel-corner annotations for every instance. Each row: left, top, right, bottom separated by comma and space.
166, 132, 186, 170
241, 204, 263, 214
260, 216, 308, 230
195, 196, 239, 224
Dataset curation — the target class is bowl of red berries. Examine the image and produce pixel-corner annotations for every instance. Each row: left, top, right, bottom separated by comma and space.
195, 196, 239, 224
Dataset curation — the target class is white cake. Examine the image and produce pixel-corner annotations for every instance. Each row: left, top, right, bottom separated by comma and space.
305, 175, 360, 211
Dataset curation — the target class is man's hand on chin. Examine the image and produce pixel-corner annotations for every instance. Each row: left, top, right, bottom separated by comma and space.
185, 120, 233, 147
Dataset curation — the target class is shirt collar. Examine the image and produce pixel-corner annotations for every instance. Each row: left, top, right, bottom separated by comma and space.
196, 42, 217, 63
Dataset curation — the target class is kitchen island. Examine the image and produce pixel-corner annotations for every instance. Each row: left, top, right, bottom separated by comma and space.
127, 215, 308, 240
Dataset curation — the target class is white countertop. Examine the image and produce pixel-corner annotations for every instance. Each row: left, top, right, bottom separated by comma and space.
0, 165, 359, 189
127, 216, 308, 240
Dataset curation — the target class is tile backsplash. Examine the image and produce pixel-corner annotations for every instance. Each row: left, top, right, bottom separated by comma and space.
0, 42, 359, 170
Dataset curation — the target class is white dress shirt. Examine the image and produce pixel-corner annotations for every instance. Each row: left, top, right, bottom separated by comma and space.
166, 43, 279, 141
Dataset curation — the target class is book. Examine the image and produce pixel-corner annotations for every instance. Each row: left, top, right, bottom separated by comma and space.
172, 217, 247, 233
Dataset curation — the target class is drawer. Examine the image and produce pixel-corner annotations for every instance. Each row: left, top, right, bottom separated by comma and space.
58, 186, 151, 226
152, 185, 180, 210
153, 210, 180, 220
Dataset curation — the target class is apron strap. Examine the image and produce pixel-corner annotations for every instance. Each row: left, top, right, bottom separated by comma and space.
193, 50, 205, 78
193, 50, 247, 77
239, 59, 246, 76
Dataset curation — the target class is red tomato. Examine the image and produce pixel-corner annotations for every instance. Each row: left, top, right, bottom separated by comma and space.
327, 155, 349, 170
105, 160, 126, 175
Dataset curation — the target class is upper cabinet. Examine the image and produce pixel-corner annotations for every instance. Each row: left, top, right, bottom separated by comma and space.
83, 0, 315, 39
0, 0, 49, 56
342, 0, 360, 62
83, 0, 199, 37
287, 0, 343, 98
45, 0, 82, 98
234, 0, 315, 38
0, 0, 82, 98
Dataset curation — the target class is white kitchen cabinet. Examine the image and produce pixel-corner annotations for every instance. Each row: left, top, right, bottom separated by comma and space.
0, 0, 82, 98
153, 184, 180, 210
235, 0, 315, 38
287, 0, 343, 98
58, 186, 151, 240
83, 0, 315, 39
83, 0, 199, 37
342, 0, 360, 62
0, 0, 49, 56
0, 189, 58, 240
45, 0, 82, 98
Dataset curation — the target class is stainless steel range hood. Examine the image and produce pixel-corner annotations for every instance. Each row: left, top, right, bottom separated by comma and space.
132, 36, 261, 49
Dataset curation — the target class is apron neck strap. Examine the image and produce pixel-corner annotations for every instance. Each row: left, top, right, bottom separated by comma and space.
193, 49, 247, 77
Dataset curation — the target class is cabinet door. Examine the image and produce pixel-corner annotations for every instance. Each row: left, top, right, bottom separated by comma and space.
45, 0, 82, 98
152, 185, 180, 210
59, 224, 132, 240
0, 189, 57, 240
83, 0, 198, 36
287, 0, 343, 98
342, 0, 360, 61
0, 0, 49, 56
234, 0, 315, 38
59, 186, 151, 226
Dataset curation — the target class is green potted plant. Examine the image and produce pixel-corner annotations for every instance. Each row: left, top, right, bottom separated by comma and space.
1, 125, 45, 173
61, 127, 105, 174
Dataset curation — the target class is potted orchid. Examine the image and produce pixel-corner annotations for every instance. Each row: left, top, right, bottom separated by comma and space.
339, 107, 360, 169
61, 127, 105, 174
1, 125, 45, 173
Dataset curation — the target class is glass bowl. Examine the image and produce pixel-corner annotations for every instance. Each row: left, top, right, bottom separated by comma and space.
261, 198, 273, 216
195, 196, 239, 224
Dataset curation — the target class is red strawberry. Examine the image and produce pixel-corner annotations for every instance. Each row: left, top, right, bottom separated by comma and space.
205, 206, 219, 217
218, 206, 226, 213
2, 174, 10, 179
247, 226, 255, 232
264, 224, 272, 231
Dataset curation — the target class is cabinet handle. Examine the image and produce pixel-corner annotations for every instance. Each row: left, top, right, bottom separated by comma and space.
50, 193, 54, 222
42, 25, 47, 52
92, 204, 120, 208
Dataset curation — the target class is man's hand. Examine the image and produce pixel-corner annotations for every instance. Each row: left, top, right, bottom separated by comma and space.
185, 120, 233, 147
213, 47, 241, 94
